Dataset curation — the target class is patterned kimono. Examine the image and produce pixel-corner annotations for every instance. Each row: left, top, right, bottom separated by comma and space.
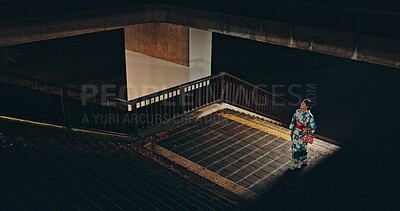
288, 109, 317, 164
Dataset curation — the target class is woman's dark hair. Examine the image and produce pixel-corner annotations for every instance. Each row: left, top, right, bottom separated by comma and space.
303, 98, 312, 110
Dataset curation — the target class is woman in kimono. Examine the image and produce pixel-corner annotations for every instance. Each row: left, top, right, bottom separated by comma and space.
288, 99, 316, 169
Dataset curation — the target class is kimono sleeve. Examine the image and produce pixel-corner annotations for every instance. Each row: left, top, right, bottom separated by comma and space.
308, 115, 317, 134
288, 112, 296, 132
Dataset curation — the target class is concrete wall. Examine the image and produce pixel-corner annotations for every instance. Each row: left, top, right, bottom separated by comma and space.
189, 28, 212, 81
125, 50, 189, 100
125, 23, 189, 67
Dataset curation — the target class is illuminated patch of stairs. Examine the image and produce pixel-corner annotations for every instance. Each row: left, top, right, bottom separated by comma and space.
143, 103, 340, 200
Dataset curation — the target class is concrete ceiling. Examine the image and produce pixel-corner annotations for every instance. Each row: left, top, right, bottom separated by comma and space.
1, 0, 399, 68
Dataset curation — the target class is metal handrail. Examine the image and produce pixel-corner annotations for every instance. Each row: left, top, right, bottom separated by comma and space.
0, 72, 80, 93
1, 71, 294, 136
128, 73, 222, 104
220, 72, 292, 104
125, 72, 294, 130
128, 72, 293, 105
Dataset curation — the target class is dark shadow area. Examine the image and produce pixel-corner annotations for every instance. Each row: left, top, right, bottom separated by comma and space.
245, 133, 400, 209
0, 29, 126, 84
0, 118, 241, 210
212, 33, 400, 143
212, 34, 400, 208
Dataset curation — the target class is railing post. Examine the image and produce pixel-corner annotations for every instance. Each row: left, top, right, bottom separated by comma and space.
129, 100, 139, 137
220, 73, 225, 102
180, 87, 185, 114
253, 89, 257, 111
61, 88, 71, 129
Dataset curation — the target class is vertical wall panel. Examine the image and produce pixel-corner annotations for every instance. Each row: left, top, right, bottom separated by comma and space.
125, 23, 189, 67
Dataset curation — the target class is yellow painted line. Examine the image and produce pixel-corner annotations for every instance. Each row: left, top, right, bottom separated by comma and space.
218, 112, 291, 141
0, 115, 128, 139
144, 142, 259, 201
71, 128, 128, 139
0, 115, 65, 129
219, 112, 340, 152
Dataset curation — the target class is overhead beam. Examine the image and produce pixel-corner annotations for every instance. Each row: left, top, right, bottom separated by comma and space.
0, 4, 399, 68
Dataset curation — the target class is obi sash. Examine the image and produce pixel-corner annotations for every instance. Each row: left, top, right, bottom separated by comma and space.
295, 121, 306, 130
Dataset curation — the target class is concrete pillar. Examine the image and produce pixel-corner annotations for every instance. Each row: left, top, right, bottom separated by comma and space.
124, 23, 212, 101
189, 28, 212, 81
